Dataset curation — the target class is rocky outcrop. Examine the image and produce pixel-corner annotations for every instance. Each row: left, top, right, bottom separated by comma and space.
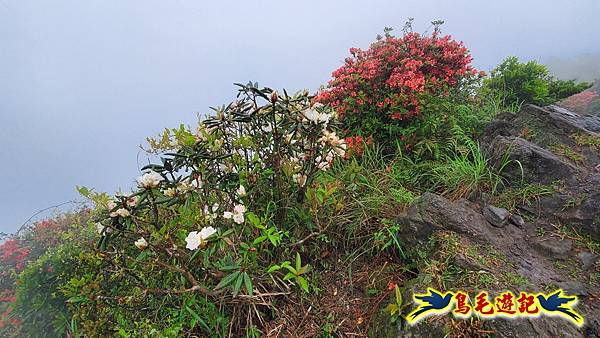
394, 192, 597, 337
387, 104, 600, 337
488, 135, 580, 185
482, 104, 600, 240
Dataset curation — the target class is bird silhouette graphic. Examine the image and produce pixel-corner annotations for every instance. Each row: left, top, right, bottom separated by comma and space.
536, 290, 584, 326
406, 288, 454, 324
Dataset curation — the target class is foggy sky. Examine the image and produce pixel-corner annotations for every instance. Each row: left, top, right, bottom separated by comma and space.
1, 0, 599, 233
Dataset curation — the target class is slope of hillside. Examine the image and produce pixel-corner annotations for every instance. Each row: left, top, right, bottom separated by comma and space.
560, 80, 600, 115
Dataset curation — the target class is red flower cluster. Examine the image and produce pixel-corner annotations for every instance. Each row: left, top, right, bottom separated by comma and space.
344, 135, 372, 157
0, 239, 30, 272
0, 217, 73, 336
316, 32, 477, 121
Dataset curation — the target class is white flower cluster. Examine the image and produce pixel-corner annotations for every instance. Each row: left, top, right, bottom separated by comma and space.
223, 204, 247, 224
185, 226, 217, 250
202, 203, 220, 223
177, 177, 203, 193
137, 171, 163, 189
287, 128, 346, 187
134, 237, 148, 250
107, 200, 130, 218
161, 177, 203, 197
302, 103, 332, 125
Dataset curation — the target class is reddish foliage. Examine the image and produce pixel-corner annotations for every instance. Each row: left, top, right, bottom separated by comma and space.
0, 216, 76, 336
316, 31, 477, 121
561, 91, 599, 112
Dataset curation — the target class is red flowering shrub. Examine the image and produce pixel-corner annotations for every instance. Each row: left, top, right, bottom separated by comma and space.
0, 210, 90, 337
316, 24, 479, 154
0, 239, 28, 336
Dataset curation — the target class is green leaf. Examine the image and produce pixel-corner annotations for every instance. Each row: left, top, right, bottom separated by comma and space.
232, 273, 244, 297
246, 212, 262, 228
297, 276, 309, 293
243, 272, 253, 296
385, 303, 399, 316
135, 250, 150, 262
76, 186, 90, 197
185, 306, 201, 329
394, 285, 403, 308
188, 247, 202, 263
295, 252, 302, 271
267, 265, 280, 273
219, 264, 241, 272
283, 272, 295, 281
268, 234, 279, 246
253, 235, 267, 245
215, 271, 240, 290
316, 189, 324, 204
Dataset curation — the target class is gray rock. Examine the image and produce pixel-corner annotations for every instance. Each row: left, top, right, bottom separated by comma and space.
454, 253, 488, 271
578, 251, 599, 270
509, 214, 525, 227
483, 205, 510, 227
487, 136, 580, 186
396, 193, 500, 251
546, 104, 600, 133
557, 281, 588, 296
532, 237, 573, 257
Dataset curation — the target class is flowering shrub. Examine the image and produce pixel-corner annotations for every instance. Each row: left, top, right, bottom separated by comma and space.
71, 83, 347, 335
316, 23, 479, 151
0, 212, 89, 338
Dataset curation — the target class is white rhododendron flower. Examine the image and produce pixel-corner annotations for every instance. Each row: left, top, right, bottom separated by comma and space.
237, 185, 247, 197
224, 204, 247, 224
137, 171, 163, 189
134, 237, 148, 250
111, 208, 130, 218
199, 226, 217, 241
232, 204, 246, 224
293, 173, 307, 187
319, 130, 339, 145
185, 226, 217, 250
126, 196, 138, 207
303, 108, 331, 124
326, 150, 335, 163
96, 222, 107, 234
219, 163, 238, 174
316, 155, 331, 171
185, 231, 201, 250
177, 178, 202, 193
333, 142, 347, 157
320, 130, 346, 159
163, 187, 177, 197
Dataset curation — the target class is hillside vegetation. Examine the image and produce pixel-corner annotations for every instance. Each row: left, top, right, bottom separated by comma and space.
0, 22, 596, 337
